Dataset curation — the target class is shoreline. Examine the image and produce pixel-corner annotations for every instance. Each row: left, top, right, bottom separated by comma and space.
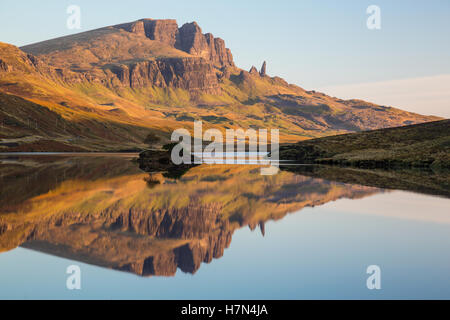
0, 152, 140, 156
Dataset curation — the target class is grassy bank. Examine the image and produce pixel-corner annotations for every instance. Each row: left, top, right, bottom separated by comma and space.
279, 120, 450, 169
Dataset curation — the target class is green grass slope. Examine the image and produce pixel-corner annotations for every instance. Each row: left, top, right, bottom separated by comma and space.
280, 120, 450, 169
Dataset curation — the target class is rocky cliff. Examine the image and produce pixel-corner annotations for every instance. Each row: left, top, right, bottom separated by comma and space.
108, 57, 221, 94
19, 19, 233, 94
177, 22, 234, 68
115, 19, 234, 68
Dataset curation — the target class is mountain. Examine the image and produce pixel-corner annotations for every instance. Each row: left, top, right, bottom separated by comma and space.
280, 119, 450, 169
281, 165, 450, 198
0, 19, 441, 151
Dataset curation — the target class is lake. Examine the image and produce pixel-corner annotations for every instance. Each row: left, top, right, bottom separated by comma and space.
0, 153, 449, 299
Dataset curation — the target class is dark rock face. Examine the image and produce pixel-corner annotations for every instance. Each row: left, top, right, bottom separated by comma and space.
116, 19, 180, 47
210, 36, 234, 68
177, 23, 234, 68
177, 22, 208, 56
260, 61, 267, 77
15, 18, 235, 95
219, 65, 232, 81
107, 19, 235, 93
109, 57, 221, 94
114, 20, 146, 36
114, 19, 234, 68
143, 19, 180, 46
249, 66, 259, 75
115, 226, 233, 276
237, 70, 252, 84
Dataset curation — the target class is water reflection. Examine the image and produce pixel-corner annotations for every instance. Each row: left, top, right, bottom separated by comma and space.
0, 154, 382, 277
282, 164, 450, 198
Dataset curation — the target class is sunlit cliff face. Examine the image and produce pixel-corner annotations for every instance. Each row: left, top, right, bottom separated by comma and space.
0, 155, 380, 276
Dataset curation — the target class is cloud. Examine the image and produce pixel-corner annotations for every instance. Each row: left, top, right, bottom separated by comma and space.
319, 74, 450, 118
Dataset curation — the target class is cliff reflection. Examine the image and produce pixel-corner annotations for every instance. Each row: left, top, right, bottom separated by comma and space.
0, 155, 381, 277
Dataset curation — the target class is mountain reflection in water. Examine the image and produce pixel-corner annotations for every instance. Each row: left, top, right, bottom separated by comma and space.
0, 154, 383, 277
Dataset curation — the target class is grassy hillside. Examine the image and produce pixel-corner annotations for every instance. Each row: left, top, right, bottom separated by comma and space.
0, 92, 165, 151
280, 120, 450, 169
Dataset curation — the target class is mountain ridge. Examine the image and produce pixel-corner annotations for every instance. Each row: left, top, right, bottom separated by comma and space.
0, 18, 442, 151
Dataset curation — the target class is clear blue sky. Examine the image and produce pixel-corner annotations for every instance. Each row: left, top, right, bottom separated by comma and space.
0, 0, 449, 89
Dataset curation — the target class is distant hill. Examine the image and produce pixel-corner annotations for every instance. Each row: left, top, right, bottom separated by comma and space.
0, 19, 441, 151
280, 119, 450, 169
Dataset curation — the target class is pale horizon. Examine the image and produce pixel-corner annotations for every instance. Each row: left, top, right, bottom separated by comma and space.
319, 74, 450, 118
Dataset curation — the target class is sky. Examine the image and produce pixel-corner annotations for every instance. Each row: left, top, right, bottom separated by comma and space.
0, 0, 449, 117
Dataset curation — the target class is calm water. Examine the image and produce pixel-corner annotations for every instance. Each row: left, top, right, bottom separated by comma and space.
0, 154, 449, 299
